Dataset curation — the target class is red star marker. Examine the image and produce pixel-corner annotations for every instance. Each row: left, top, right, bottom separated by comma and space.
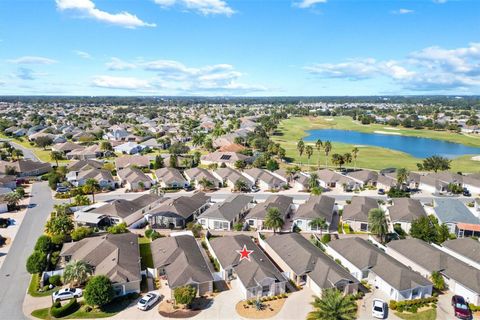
237, 245, 254, 262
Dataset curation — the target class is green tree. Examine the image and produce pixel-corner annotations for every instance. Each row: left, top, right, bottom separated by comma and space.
309, 217, 327, 235
50, 151, 64, 167
351, 147, 359, 171
106, 222, 128, 234
100, 141, 113, 152
71, 226, 94, 241
34, 235, 52, 253
431, 271, 446, 291
152, 155, 164, 170
4, 192, 22, 210
307, 288, 357, 320
11, 148, 23, 161
83, 178, 100, 203
35, 136, 53, 149
84, 275, 115, 307
234, 160, 246, 170
368, 208, 388, 244
297, 140, 305, 164
234, 180, 249, 192
417, 155, 451, 172
169, 154, 178, 168
323, 141, 332, 168
198, 177, 213, 191
410, 215, 449, 244
315, 139, 323, 168
331, 154, 345, 169
308, 173, 320, 191
45, 213, 73, 237
26, 251, 47, 274
264, 207, 284, 233
73, 194, 91, 206
266, 159, 279, 171
173, 285, 197, 308
396, 168, 409, 188
305, 145, 314, 167
63, 260, 93, 286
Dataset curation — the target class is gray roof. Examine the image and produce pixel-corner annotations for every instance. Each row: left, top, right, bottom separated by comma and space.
387, 239, 480, 294
266, 233, 357, 290
343, 197, 379, 222
60, 233, 141, 284
294, 196, 338, 230
215, 167, 251, 185
155, 168, 187, 185
151, 235, 213, 288
67, 160, 104, 172
434, 198, 480, 225
184, 167, 221, 184
316, 169, 355, 185
209, 235, 286, 289
148, 192, 210, 220
388, 198, 427, 223
198, 194, 253, 222
246, 195, 292, 220
117, 167, 152, 184
329, 238, 431, 291
347, 170, 378, 183
443, 238, 480, 263
243, 168, 285, 187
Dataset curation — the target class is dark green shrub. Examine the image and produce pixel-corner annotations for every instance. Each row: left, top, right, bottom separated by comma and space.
34, 235, 52, 253
48, 275, 62, 286
50, 298, 79, 318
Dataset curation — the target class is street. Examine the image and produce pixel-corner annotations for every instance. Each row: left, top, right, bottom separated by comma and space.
0, 182, 54, 320
0, 139, 40, 162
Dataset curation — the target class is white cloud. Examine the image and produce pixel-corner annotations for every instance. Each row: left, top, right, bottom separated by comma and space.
92, 75, 152, 90
8, 56, 57, 64
153, 0, 234, 16
305, 43, 480, 91
294, 0, 327, 9
106, 57, 137, 70
392, 8, 414, 14
433, 0, 447, 3
56, 0, 156, 28
74, 50, 92, 59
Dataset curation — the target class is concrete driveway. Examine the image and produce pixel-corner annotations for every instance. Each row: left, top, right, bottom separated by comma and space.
358, 288, 401, 320
271, 287, 315, 320
0, 182, 54, 320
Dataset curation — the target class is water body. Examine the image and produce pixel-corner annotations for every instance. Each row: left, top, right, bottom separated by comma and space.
304, 129, 480, 159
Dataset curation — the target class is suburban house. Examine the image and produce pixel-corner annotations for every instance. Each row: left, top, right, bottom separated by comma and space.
67, 159, 103, 172
66, 144, 104, 160
155, 168, 189, 189
0, 187, 12, 213
184, 167, 222, 190
0, 159, 51, 177
275, 169, 310, 191
419, 172, 463, 194
292, 195, 339, 232
387, 198, 427, 234
151, 233, 214, 298
52, 141, 84, 154
114, 142, 145, 155
0, 175, 17, 189
261, 233, 358, 296
104, 126, 129, 141
242, 168, 286, 191
316, 169, 357, 191
66, 168, 116, 189
326, 237, 432, 301
74, 194, 162, 228
347, 170, 378, 187
432, 198, 480, 237
441, 238, 480, 270
200, 151, 252, 168
207, 234, 287, 299
245, 195, 293, 230
213, 167, 253, 191
117, 167, 153, 191
376, 174, 397, 191
115, 155, 151, 171
146, 192, 210, 229
386, 238, 480, 305
59, 233, 141, 296
342, 197, 380, 232
383, 170, 421, 190
463, 174, 480, 195
197, 194, 253, 230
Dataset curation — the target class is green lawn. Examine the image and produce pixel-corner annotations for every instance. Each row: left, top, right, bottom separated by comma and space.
395, 308, 437, 320
31, 308, 50, 319
0, 134, 69, 163
28, 274, 58, 297
272, 116, 480, 172
139, 237, 154, 269
31, 299, 132, 319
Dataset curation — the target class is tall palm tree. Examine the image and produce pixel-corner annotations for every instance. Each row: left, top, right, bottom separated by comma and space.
396, 168, 409, 189
308, 173, 320, 191
50, 151, 63, 167
315, 139, 323, 168
309, 217, 327, 235
305, 145, 314, 167
264, 207, 284, 233
307, 289, 357, 320
351, 147, 359, 171
343, 153, 352, 169
199, 177, 213, 191
83, 178, 100, 203
368, 208, 389, 243
323, 141, 332, 169
297, 140, 305, 165
63, 260, 93, 287
285, 167, 296, 186
11, 148, 23, 161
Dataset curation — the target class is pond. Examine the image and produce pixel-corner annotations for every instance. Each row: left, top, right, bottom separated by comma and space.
304, 129, 480, 159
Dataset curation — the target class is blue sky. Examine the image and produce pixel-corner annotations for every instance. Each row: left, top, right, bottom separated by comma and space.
0, 0, 479, 96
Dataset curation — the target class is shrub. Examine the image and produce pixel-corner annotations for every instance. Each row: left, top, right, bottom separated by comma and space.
84, 276, 115, 307
34, 235, 52, 253
151, 231, 162, 240
49, 251, 61, 268
389, 300, 397, 310
50, 298, 79, 318
26, 251, 47, 274
71, 226, 94, 241
173, 285, 197, 307
145, 228, 154, 238
107, 223, 128, 234
48, 275, 62, 286
321, 234, 331, 244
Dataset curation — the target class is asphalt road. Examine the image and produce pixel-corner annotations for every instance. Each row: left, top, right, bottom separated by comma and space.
0, 182, 54, 320
0, 139, 40, 162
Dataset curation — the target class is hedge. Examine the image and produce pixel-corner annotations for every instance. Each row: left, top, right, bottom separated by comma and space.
50, 298, 79, 318
389, 297, 438, 313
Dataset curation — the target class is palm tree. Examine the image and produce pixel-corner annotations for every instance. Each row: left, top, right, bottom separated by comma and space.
297, 140, 305, 165
285, 167, 296, 186
307, 288, 357, 320
368, 208, 389, 243
331, 154, 344, 170
305, 145, 314, 167
351, 147, 359, 171
83, 178, 100, 203
198, 177, 213, 191
343, 153, 352, 169
63, 260, 93, 287
11, 148, 23, 161
234, 180, 248, 192
150, 184, 164, 196
396, 168, 409, 189
50, 151, 63, 167
308, 173, 320, 191
309, 217, 327, 235
323, 141, 332, 169
4, 192, 22, 210
315, 139, 323, 168
264, 207, 284, 233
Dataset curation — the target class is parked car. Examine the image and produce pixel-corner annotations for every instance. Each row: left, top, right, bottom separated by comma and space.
372, 299, 387, 319
377, 188, 385, 195
451, 295, 472, 319
250, 186, 260, 193
56, 186, 69, 193
52, 288, 83, 302
137, 292, 161, 311
463, 188, 471, 197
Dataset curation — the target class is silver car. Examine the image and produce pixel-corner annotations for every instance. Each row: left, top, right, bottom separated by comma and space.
52, 288, 83, 302
137, 292, 160, 311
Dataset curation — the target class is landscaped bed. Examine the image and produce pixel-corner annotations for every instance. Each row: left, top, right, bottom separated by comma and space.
394, 308, 437, 320
158, 297, 212, 318
28, 273, 58, 298
235, 295, 288, 319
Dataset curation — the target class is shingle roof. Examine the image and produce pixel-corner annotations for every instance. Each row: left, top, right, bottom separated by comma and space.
316, 169, 355, 185
67, 160, 104, 171
434, 198, 480, 225
246, 195, 292, 220
151, 235, 213, 288
60, 233, 141, 284
388, 198, 427, 223
295, 195, 336, 221
343, 197, 379, 222
215, 167, 251, 185
155, 168, 187, 185
329, 237, 431, 291
347, 170, 378, 183
243, 168, 285, 186
198, 194, 253, 222
184, 167, 221, 184
147, 192, 210, 219
442, 238, 480, 263
115, 155, 150, 170
117, 167, 152, 184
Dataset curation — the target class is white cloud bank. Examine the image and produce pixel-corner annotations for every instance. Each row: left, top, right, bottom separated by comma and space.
153, 0, 234, 16
8, 56, 57, 64
305, 42, 480, 91
92, 75, 152, 90
294, 0, 327, 9
56, 0, 156, 28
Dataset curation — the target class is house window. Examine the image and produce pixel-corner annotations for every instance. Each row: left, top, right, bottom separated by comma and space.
360, 223, 368, 232
248, 220, 254, 226
200, 219, 205, 225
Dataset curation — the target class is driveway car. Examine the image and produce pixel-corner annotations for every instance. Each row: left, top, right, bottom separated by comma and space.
372, 299, 387, 319
451, 295, 472, 319
52, 288, 83, 302
137, 292, 161, 311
